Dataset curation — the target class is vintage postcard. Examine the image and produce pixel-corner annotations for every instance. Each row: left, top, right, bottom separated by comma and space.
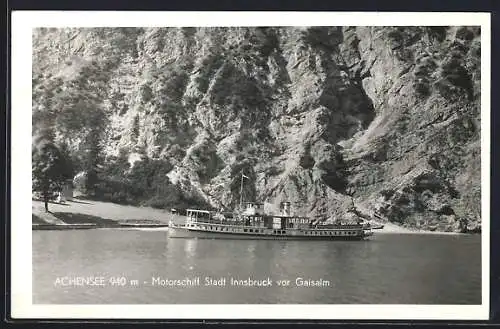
11, 11, 490, 319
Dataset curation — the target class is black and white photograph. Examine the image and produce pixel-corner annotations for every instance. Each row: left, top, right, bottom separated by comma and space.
11, 11, 490, 320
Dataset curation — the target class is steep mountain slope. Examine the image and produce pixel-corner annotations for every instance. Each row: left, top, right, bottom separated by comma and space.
32, 26, 481, 232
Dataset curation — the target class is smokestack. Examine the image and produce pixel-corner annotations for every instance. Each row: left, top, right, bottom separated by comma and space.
281, 202, 291, 216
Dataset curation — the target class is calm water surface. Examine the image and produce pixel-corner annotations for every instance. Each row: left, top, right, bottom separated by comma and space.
32, 229, 481, 304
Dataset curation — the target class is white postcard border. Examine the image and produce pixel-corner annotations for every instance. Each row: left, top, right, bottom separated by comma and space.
11, 11, 491, 320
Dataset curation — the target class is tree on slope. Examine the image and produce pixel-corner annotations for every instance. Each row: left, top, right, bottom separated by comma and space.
32, 139, 66, 212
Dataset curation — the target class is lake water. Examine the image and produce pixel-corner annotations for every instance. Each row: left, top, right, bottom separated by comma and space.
32, 229, 481, 304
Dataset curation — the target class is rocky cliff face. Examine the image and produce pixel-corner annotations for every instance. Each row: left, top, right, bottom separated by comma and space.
32, 26, 481, 232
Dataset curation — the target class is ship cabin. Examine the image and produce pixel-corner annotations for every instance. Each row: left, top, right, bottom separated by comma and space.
239, 201, 313, 230
242, 202, 264, 215
186, 209, 212, 224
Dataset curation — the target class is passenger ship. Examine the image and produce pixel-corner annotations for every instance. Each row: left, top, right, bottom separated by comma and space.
168, 201, 375, 240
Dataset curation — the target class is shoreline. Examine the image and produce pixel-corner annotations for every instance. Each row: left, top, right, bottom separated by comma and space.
32, 199, 477, 235
375, 222, 466, 235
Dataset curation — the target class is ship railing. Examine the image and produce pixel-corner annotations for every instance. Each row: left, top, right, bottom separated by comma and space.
194, 218, 247, 226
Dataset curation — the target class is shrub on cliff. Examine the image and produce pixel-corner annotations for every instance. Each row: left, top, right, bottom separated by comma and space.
436, 57, 473, 100
95, 156, 200, 209
425, 26, 447, 42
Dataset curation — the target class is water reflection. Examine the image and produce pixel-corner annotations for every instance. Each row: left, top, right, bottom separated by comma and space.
33, 230, 481, 304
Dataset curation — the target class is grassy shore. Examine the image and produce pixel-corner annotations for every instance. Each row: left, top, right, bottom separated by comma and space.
32, 198, 186, 229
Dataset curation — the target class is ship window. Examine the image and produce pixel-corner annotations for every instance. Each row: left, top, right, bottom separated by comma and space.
249, 229, 253, 232
244, 229, 248, 232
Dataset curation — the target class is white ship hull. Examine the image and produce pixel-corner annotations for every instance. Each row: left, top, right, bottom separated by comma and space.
168, 223, 371, 241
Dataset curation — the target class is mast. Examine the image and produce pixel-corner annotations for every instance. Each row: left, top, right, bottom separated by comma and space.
239, 170, 244, 211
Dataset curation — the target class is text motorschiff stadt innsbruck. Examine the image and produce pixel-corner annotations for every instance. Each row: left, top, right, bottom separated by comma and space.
53, 275, 331, 288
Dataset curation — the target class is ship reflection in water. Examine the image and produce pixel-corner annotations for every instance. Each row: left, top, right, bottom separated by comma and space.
33, 229, 481, 304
